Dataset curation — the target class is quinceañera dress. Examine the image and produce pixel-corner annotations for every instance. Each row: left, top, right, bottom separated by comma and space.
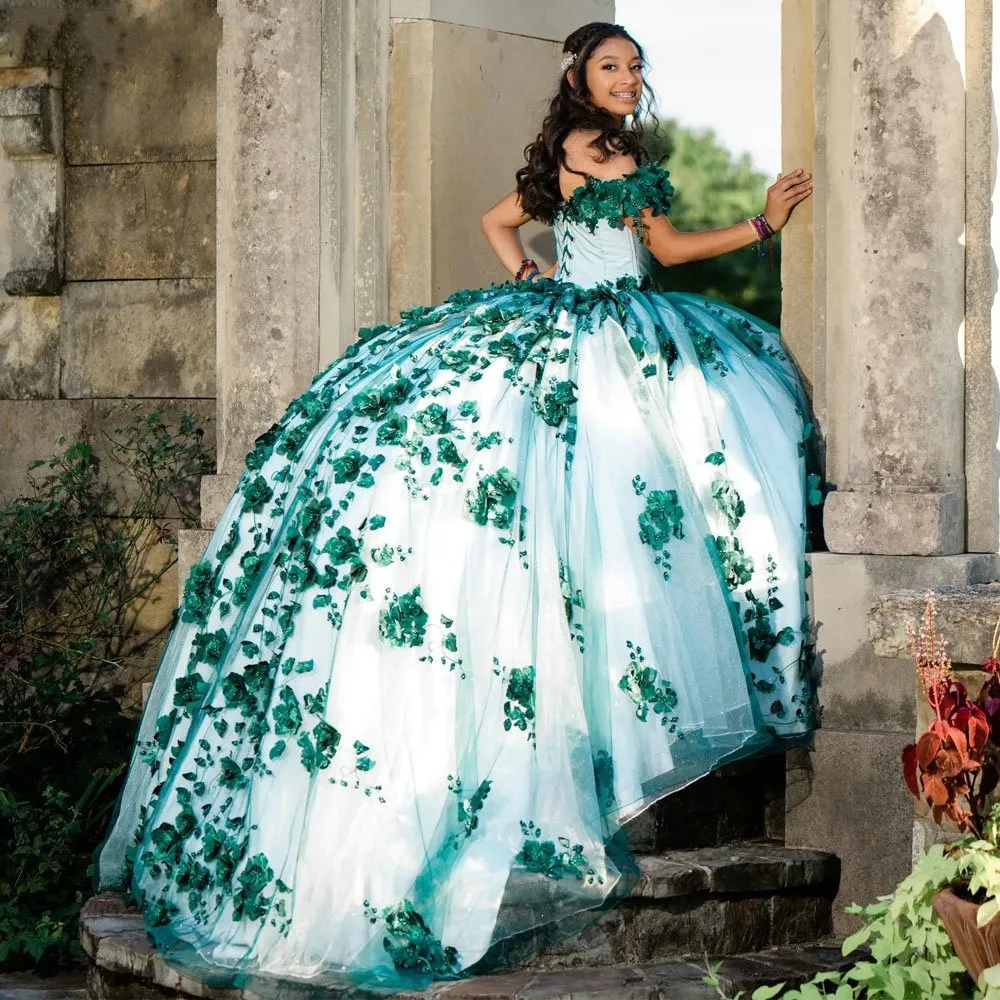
97, 163, 817, 992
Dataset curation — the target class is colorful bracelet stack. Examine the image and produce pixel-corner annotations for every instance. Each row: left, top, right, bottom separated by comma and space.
515, 258, 540, 282
747, 213, 777, 264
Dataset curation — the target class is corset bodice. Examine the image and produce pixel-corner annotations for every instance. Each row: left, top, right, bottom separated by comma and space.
553, 216, 653, 287
549, 162, 674, 288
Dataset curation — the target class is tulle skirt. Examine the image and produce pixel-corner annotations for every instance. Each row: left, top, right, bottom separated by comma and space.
95, 276, 816, 994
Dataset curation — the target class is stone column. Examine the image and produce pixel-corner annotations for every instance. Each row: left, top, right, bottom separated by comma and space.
783, 0, 1000, 936
821, 0, 967, 557
180, 0, 391, 586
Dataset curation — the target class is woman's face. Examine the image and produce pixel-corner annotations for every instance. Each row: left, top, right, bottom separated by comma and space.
580, 37, 643, 118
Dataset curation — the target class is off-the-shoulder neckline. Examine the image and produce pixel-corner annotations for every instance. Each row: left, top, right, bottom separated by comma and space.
556, 161, 671, 216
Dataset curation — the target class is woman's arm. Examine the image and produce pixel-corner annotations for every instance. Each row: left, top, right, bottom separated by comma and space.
481, 190, 539, 278
631, 169, 813, 267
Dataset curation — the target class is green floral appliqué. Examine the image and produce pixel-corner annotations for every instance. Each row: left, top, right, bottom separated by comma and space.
448, 775, 492, 845
181, 561, 217, 626
618, 641, 680, 731
378, 587, 429, 647
555, 162, 674, 233
533, 379, 578, 427
711, 479, 746, 532
382, 899, 460, 974
633, 477, 685, 580
515, 821, 603, 884
503, 666, 536, 746
465, 468, 520, 530
714, 535, 754, 591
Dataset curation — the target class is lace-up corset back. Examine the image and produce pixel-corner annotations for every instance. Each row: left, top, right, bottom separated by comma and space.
552, 163, 674, 288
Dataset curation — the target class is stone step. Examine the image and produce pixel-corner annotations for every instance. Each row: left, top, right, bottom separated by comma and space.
494, 843, 839, 969
78, 945, 854, 999
80, 844, 839, 994
0, 972, 88, 1000
625, 755, 786, 852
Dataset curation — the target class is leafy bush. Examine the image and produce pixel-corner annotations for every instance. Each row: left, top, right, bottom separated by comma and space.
0, 407, 212, 971
643, 121, 782, 327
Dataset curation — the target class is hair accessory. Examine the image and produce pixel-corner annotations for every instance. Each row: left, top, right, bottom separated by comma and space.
560, 52, 577, 73
515, 258, 540, 282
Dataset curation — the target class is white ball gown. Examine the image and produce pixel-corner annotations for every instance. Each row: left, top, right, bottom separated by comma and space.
95, 163, 818, 994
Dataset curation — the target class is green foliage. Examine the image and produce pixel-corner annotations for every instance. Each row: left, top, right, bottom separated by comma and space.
709, 820, 1000, 999
0, 407, 212, 971
643, 121, 782, 327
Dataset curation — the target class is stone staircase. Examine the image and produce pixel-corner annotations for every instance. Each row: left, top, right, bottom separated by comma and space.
79, 754, 848, 999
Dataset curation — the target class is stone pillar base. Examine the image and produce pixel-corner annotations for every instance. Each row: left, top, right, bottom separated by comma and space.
787, 550, 998, 935
823, 489, 964, 556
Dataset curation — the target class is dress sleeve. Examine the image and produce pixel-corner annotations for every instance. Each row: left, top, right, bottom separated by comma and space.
619, 163, 674, 220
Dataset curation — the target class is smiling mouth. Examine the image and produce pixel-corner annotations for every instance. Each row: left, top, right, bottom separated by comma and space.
611, 91, 638, 100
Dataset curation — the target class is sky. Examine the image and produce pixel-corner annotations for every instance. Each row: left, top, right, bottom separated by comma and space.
614, 0, 782, 176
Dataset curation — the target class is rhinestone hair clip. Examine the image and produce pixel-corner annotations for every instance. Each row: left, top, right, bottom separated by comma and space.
560, 51, 576, 73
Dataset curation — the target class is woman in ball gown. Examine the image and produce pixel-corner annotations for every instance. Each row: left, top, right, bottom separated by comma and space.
95, 19, 815, 995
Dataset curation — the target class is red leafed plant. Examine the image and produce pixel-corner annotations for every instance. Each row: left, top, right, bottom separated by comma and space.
902, 595, 1000, 836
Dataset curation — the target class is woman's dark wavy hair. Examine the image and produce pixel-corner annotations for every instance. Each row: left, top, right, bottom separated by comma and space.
516, 22, 658, 223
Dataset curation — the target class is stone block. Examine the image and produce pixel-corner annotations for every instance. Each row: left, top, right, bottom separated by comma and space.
200, 470, 243, 529
0, 70, 63, 296
823, 489, 964, 556
0, 295, 59, 398
5, 160, 60, 293
808, 552, 997, 732
435, 970, 537, 998
515, 965, 656, 1000
868, 584, 1000, 665
0, 71, 59, 157
0, 20, 25, 69
59, 279, 215, 398
785, 729, 915, 937
58, 0, 219, 165
66, 162, 215, 280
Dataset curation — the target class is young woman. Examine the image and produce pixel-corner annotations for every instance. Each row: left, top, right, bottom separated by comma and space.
95, 20, 814, 994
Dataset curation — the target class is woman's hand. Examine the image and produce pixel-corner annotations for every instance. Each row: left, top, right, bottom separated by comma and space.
763, 168, 813, 231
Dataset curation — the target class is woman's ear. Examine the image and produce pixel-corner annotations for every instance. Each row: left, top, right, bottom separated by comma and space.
567, 68, 577, 90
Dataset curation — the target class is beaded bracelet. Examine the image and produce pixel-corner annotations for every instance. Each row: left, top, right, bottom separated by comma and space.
747, 213, 776, 264
747, 213, 775, 241
515, 258, 539, 281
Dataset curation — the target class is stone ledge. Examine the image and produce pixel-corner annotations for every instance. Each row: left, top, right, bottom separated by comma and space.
79, 890, 851, 998
81, 846, 840, 994
632, 845, 839, 900
868, 583, 1000, 664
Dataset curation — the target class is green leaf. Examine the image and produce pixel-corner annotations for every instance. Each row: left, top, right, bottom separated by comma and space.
751, 985, 786, 1000
841, 925, 873, 955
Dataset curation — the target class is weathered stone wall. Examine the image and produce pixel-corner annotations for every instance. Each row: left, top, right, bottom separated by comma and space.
387, 19, 562, 319
0, 2, 219, 707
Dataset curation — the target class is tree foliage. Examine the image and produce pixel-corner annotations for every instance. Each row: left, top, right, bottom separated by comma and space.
643, 120, 782, 327
0, 408, 212, 971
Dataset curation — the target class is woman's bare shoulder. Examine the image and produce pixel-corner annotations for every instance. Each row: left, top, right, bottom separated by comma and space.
560, 130, 638, 194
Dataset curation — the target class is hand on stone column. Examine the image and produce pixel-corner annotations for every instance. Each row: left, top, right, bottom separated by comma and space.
763, 169, 813, 231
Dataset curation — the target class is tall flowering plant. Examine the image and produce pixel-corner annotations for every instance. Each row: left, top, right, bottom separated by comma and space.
902, 596, 1000, 836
